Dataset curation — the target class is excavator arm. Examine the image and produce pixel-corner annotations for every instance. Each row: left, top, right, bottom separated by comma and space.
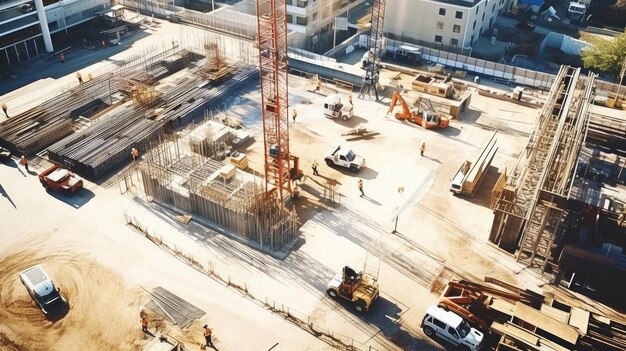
387, 91, 413, 121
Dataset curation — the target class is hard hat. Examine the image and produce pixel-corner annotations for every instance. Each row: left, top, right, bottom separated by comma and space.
203, 324, 208, 328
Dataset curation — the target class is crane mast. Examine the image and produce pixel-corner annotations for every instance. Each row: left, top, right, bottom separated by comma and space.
256, 0, 291, 201
359, 0, 386, 101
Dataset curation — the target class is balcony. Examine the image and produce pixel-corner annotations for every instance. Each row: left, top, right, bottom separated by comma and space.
286, 0, 307, 17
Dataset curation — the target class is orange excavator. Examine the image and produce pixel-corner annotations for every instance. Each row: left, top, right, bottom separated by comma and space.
387, 91, 449, 129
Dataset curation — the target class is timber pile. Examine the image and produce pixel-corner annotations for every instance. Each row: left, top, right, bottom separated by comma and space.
0, 73, 116, 155
47, 106, 162, 178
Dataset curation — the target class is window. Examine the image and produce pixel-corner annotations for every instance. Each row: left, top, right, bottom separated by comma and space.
296, 16, 308, 26
435, 35, 443, 43
473, 20, 476, 29
470, 34, 474, 43
432, 318, 447, 329
287, 14, 293, 23
451, 38, 459, 46
436, 21, 444, 30
448, 327, 460, 339
455, 11, 463, 19
312, 12, 317, 21
439, 8, 446, 16
453, 24, 461, 33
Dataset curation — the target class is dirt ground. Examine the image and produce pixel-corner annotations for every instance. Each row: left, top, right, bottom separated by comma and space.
0, 249, 144, 351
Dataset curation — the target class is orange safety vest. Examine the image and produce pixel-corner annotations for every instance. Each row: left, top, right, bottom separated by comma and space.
142, 318, 148, 326
132, 149, 139, 157
204, 327, 212, 336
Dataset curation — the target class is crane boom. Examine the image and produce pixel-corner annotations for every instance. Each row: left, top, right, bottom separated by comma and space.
359, 0, 386, 101
256, 0, 291, 200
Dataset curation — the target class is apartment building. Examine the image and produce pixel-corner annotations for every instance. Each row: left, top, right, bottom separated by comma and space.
1, 0, 110, 67
385, 0, 509, 49
286, 0, 364, 50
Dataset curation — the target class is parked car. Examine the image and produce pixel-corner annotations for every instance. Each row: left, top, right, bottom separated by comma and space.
19, 265, 68, 316
421, 305, 484, 351
515, 22, 536, 31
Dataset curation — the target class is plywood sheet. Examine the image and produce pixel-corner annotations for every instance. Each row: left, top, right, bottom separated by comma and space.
514, 302, 580, 345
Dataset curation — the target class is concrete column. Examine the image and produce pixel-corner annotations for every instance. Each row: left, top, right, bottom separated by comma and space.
34, 0, 53, 52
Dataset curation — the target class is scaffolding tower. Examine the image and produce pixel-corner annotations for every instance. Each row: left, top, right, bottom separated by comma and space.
490, 66, 597, 272
358, 0, 386, 101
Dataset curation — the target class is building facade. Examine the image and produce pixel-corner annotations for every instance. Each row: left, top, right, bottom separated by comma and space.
286, 0, 364, 51
385, 0, 509, 49
0, 0, 110, 67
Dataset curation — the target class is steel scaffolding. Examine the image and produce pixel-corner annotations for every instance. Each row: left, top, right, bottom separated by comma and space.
490, 65, 597, 272
358, 0, 386, 101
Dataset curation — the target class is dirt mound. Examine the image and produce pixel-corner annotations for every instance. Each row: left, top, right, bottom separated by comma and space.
0, 249, 144, 351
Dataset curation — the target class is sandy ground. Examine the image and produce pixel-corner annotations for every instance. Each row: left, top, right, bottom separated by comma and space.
2, 14, 622, 351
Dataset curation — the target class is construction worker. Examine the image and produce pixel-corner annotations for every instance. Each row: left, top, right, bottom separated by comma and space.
203, 324, 213, 348
19, 156, 29, 172
292, 108, 297, 123
59, 53, 65, 63
358, 179, 364, 197
348, 94, 353, 106
139, 308, 147, 320
87, 73, 93, 81
314, 78, 321, 92
101, 40, 106, 49
76, 72, 83, 84
311, 159, 319, 176
140, 317, 147, 331
420, 142, 426, 157
131, 147, 139, 161
2, 102, 8, 118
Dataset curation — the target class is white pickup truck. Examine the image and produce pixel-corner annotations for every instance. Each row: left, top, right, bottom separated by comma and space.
324, 145, 366, 173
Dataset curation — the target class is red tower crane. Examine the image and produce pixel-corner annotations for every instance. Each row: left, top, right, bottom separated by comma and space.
256, 0, 291, 201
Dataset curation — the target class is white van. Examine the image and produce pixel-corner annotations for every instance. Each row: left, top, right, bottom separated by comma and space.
323, 94, 353, 121
19, 265, 67, 316
421, 305, 484, 351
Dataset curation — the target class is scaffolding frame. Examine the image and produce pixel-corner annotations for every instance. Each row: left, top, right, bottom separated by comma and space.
490, 66, 597, 272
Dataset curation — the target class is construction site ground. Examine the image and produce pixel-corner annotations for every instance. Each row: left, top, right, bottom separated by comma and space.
2, 17, 619, 351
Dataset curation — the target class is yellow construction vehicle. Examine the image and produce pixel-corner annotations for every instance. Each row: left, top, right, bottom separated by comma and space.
326, 266, 379, 313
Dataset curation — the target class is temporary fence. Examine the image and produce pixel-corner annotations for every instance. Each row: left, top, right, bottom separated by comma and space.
123, 213, 383, 351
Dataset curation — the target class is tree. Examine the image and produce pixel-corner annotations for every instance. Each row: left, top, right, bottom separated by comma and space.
581, 32, 626, 74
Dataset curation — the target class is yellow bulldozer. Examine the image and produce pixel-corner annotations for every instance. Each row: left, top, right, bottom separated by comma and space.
326, 266, 379, 313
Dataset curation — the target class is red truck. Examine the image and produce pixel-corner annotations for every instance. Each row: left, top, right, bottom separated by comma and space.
38, 164, 83, 193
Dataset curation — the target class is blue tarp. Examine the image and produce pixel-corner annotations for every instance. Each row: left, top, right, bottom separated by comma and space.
519, 0, 544, 6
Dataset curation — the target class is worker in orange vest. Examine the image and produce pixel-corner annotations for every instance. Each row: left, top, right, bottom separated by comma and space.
203, 324, 213, 348
348, 94, 353, 106
76, 72, 83, 84
131, 147, 139, 161
59, 53, 65, 63
141, 316, 149, 332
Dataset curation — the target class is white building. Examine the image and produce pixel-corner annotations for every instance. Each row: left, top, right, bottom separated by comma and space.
0, 0, 110, 67
286, 0, 365, 50
385, 0, 509, 49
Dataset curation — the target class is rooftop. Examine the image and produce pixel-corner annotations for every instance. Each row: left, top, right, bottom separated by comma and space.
425, 0, 482, 9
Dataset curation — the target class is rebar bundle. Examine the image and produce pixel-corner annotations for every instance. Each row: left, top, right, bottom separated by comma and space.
47, 106, 163, 178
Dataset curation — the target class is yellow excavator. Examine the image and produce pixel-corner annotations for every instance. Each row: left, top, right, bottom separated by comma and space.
387, 91, 449, 129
